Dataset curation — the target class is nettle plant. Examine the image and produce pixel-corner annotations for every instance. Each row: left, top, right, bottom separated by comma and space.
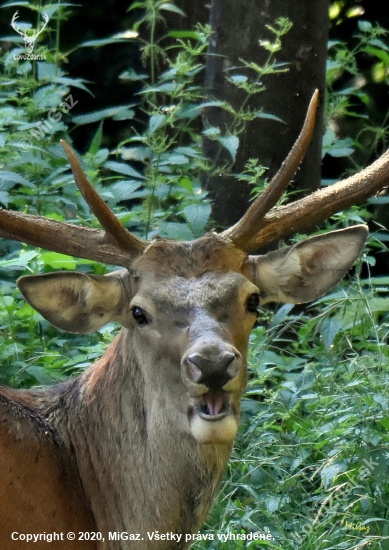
324, 19, 389, 163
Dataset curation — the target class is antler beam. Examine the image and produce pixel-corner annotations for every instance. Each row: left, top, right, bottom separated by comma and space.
246, 147, 389, 251
0, 210, 132, 266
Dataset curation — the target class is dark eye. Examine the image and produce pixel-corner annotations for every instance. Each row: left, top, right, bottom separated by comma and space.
247, 293, 260, 314
132, 306, 148, 326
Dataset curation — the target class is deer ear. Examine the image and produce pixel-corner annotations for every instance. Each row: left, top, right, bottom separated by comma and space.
248, 225, 368, 304
17, 271, 128, 333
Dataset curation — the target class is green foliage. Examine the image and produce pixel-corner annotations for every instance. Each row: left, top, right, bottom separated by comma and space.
193, 250, 389, 548
325, 19, 389, 161
1, 2, 389, 548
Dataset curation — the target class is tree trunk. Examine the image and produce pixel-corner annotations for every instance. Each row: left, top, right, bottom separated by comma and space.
203, 0, 330, 230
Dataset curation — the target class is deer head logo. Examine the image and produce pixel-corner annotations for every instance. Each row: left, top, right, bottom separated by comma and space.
11, 11, 49, 54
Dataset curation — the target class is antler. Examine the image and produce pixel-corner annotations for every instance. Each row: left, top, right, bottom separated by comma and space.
32, 13, 49, 39
11, 11, 27, 38
246, 149, 389, 250
0, 142, 148, 266
224, 90, 389, 253
222, 90, 319, 249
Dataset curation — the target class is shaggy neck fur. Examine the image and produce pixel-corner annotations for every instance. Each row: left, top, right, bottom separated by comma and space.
36, 329, 232, 549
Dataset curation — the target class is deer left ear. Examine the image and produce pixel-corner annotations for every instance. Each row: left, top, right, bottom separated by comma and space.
246, 225, 368, 304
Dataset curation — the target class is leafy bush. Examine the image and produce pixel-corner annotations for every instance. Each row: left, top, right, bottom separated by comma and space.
1, 2, 389, 548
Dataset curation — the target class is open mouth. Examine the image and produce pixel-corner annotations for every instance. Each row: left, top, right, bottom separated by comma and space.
195, 390, 231, 421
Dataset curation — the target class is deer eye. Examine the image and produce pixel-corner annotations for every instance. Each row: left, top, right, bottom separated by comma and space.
132, 306, 148, 326
247, 293, 260, 314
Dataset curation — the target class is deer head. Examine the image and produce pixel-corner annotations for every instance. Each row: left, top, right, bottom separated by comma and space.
11, 11, 49, 54
1, 91, 388, 447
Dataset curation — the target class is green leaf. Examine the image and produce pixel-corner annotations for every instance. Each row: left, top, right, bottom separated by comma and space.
119, 68, 148, 81
380, 418, 389, 430
175, 147, 202, 158
73, 105, 136, 125
103, 161, 144, 179
368, 298, 389, 313
0, 191, 9, 207
0, 251, 38, 269
370, 38, 389, 52
94, 148, 109, 165
112, 108, 135, 121
139, 82, 176, 94
127, 2, 146, 11
39, 252, 77, 270
364, 46, 389, 67
158, 222, 194, 241
271, 303, 294, 327
0, 170, 34, 188
159, 3, 186, 16
327, 147, 354, 158
89, 122, 103, 155
229, 75, 248, 84
183, 203, 211, 236
358, 20, 372, 32
54, 77, 92, 95
80, 37, 132, 48
203, 126, 220, 137
176, 177, 194, 193
0, 296, 14, 308
168, 30, 201, 39
256, 112, 285, 123
159, 154, 189, 166
111, 180, 142, 200
120, 147, 151, 161
218, 135, 239, 161
25, 366, 54, 386
149, 114, 165, 135
320, 318, 342, 349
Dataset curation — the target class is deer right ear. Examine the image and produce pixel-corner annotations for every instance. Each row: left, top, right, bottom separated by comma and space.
17, 271, 127, 334
247, 225, 368, 305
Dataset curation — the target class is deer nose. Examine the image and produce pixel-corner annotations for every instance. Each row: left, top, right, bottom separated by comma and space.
185, 348, 239, 389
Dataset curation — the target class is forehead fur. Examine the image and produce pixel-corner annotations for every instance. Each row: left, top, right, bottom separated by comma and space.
133, 232, 247, 278
143, 271, 248, 311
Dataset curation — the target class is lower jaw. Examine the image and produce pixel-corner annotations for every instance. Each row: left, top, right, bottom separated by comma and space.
189, 413, 238, 444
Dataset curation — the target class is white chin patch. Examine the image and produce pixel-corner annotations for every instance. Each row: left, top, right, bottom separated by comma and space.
190, 414, 238, 444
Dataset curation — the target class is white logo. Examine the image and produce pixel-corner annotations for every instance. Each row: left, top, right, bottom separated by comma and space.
11, 11, 49, 54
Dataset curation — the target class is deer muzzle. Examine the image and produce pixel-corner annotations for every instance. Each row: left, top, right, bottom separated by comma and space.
182, 343, 244, 444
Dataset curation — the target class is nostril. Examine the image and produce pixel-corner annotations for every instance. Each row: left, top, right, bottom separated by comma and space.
187, 353, 208, 372
186, 350, 239, 388
221, 352, 235, 369
185, 356, 202, 383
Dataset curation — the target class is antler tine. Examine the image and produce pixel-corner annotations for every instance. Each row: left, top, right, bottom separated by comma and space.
11, 11, 24, 36
60, 140, 147, 254
222, 89, 319, 250
245, 146, 389, 251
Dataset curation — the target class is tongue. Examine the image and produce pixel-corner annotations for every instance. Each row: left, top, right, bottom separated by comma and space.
205, 390, 224, 416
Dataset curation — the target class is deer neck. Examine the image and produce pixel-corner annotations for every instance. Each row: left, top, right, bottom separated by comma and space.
52, 328, 231, 546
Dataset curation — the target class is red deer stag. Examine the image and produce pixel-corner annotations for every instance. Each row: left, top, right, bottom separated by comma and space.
1, 91, 389, 549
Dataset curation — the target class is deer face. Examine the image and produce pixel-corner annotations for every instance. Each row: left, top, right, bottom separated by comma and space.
124, 239, 259, 444
17, 227, 367, 445
126, 271, 257, 444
